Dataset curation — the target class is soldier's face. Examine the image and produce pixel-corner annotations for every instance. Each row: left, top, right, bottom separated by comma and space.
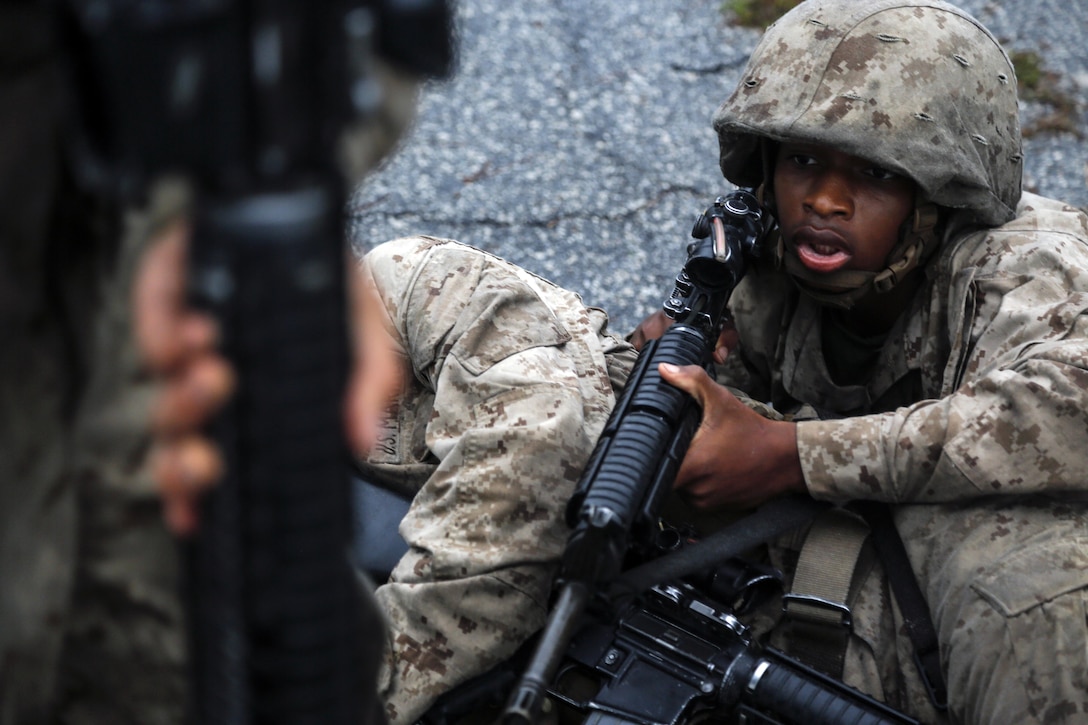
773, 143, 916, 276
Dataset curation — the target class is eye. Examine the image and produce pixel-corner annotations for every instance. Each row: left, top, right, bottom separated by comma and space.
864, 165, 900, 180
788, 153, 818, 167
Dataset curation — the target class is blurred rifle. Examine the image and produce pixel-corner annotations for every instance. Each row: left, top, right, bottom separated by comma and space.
62, 1, 452, 721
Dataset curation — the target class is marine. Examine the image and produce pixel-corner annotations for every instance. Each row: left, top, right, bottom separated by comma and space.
356, 1, 1088, 722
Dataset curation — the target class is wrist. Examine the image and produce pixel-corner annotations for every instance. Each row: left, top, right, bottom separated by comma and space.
770, 420, 806, 496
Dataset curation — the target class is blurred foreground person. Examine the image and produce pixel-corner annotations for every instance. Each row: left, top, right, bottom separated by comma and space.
0, 0, 439, 721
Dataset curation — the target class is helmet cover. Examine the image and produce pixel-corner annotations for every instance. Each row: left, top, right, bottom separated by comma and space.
714, 0, 1022, 227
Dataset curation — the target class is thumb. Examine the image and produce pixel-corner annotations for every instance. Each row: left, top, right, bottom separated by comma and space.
658, 362, 712, 405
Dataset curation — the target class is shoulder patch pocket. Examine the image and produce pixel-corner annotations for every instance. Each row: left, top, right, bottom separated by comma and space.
971, 536, 1088, 617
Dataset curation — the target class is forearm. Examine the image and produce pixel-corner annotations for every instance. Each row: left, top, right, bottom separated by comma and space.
799, 359, 1088, 502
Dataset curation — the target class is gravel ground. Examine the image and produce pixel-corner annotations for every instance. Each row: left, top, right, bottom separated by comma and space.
350, 0, 1088, 334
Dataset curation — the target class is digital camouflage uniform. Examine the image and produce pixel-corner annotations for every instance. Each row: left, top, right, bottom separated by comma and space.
362, 1, 1088, 723
359, 237, 637, 724
723, 191, 1088, 724
0, 2, 420, 720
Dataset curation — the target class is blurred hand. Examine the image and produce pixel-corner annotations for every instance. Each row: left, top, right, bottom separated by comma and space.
630, 309, 738, 365
658, 362, 805, 511
134, 221, 233, 536
134, 222, 405, 536
344, 263, 406, 456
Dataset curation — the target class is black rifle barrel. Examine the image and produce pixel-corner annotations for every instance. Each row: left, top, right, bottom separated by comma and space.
725, 647, 921, 725
501, 582, 590, 725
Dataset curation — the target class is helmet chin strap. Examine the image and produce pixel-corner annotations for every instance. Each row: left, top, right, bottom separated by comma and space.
770, 200, 941, 311
754, 139, 941, 310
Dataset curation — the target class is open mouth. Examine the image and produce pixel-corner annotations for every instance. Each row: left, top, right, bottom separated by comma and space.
793, 229, 853, 274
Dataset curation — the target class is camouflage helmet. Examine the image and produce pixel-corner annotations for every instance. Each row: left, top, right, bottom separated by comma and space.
714, 0, 1023, 228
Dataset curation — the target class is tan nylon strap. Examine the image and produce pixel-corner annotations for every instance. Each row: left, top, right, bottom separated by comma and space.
781, 508, 871, 678
785, 508, 870, 628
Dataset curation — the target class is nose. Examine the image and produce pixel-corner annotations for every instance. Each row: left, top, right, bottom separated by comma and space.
804, 171, 853, 219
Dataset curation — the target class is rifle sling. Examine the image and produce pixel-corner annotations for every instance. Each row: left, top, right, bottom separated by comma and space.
853, 501, 949, 711
784, 503, 948, 711
612, 495, 830, 600
781, 507, 872, 680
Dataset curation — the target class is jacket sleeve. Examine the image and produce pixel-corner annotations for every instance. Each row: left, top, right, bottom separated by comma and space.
799, 206, 1088, 503
361, 237, 623, 723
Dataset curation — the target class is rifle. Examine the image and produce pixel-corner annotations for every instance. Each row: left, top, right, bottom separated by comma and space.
496, 191, 920, 725
63, 1, 451, 722
501, 190, 768, 724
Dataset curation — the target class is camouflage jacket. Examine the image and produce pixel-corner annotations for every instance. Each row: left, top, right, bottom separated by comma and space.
721, 192, 1088, 723
724, 192, 1088, 505
359, 236, 637, 724
0, 6, 186, 720
360, 194, 1088, 723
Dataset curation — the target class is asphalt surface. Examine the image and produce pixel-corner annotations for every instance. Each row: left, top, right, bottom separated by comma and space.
350, 0, 1088, 335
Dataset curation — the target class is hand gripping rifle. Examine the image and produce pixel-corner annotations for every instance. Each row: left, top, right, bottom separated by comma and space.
63, 1, 451, 722
501, 190, 768, 725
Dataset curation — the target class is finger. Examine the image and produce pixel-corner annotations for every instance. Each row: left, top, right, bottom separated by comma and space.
151, 437, 224, 537
713, 322, 739, 365
162, 498, 198, 537
657, 362, 712, 403
133, 222, 188, 370
178, 313, 220, 358
151, 437, 223, 503
344, 372, 378, 454
149, 355, 236, 435
133, 221, 222, 373
345, 354, 402, 455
